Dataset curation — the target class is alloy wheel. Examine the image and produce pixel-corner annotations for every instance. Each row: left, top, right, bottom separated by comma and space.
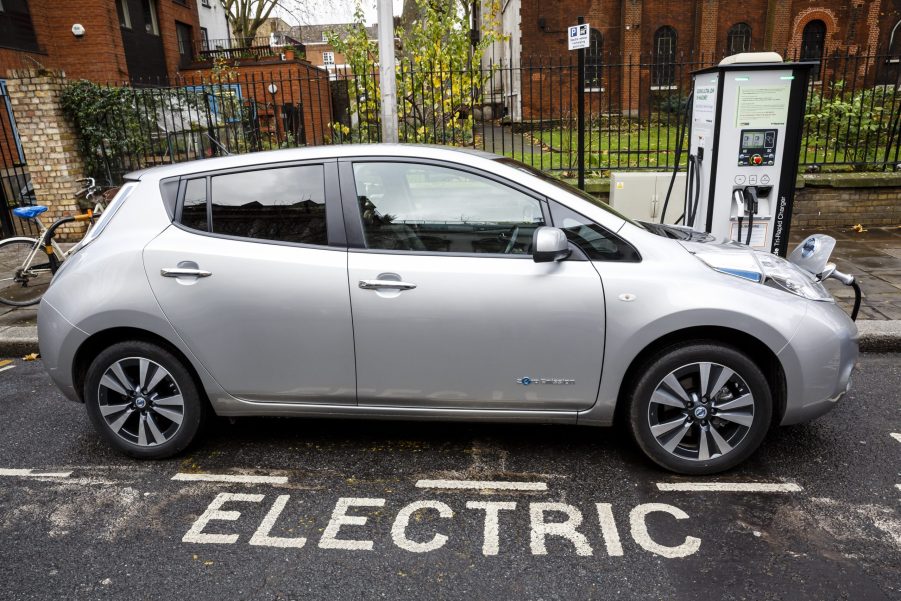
646, 361, 755, 461
97, 357, 185, 447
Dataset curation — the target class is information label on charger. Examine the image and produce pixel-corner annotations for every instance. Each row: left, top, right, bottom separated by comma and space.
735, 86, 790, 128
568, 24, 590, 50
730, 222, 768, 248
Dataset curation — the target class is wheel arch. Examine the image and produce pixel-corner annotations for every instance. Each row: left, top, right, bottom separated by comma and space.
612, 325, 787, 427
71, 327, 209, 408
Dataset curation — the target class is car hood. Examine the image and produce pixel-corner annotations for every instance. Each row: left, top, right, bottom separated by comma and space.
675, 234, 766, 283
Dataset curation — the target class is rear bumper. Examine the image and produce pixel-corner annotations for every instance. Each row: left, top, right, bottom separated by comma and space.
37, 299, 87, 403
778, 300, 858, 425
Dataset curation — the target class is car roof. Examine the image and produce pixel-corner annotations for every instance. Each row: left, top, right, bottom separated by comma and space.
124, 144, 501, 181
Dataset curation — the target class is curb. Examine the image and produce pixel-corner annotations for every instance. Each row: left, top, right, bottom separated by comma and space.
2, 322, 901, 358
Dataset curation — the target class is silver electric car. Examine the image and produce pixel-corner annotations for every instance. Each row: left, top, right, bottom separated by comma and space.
37, 145, 858, 474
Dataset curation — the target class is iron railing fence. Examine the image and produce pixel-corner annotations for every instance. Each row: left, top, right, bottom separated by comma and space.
53, 47, 901, 187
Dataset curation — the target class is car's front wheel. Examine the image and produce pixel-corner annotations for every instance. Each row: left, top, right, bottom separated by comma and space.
84, 341, 204, 458
628, 342, 772, 475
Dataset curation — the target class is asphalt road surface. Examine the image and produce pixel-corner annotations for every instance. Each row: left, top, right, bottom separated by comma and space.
0, 355, 899, 600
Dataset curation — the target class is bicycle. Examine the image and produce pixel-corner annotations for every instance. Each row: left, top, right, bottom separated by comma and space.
0, 178, 109, 307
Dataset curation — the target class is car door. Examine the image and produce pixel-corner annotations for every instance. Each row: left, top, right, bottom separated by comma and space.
342, 159, 606, 411
143, 160, 356, 404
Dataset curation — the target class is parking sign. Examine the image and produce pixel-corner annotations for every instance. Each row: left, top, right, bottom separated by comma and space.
568, 23, 590, 50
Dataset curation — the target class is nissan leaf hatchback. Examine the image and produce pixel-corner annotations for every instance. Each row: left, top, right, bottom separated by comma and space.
37, 145, 858, 475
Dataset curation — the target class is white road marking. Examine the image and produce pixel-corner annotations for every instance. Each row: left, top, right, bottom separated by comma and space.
249, 495, 307, 548
172, 473, 287, 484
466, 501, 516, 556
416, 479, 547, 491
318, 497, 385, 551
630, 503, 701, 558
890, 433, 901, 443
182, 492, 265, 544
656, 482, 802, 493
0, 468, 72, 478
595, 503, 624, 557
0, 365, 14, 373
391, 500, 453, 552
529, 502, 593, 556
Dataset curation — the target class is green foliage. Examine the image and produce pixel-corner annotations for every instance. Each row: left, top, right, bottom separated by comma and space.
328, 0, 506, 145
804, 81, 899, 166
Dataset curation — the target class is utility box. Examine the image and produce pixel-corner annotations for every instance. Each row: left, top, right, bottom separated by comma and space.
609, 172, 685, 224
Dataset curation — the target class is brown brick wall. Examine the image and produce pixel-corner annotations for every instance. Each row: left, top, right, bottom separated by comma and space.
181, 60, 333, 146
1, 0, 202, 83
587, 183, 901, 229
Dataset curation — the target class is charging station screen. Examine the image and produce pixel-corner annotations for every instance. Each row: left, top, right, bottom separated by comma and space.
741, 131, 765, 147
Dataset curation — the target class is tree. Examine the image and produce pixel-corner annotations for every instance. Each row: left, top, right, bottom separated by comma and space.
219, 0, 280, 43
329, 0, 506, 145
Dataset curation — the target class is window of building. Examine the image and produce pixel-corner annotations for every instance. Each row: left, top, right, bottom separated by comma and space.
352, 162, 545, 254
322, 31, 328, 42
585, 28, 603, 90
322, 51, 335, 66
549, 202, 640, 262
116, 0, 132, 28
0, 0, 39, 51
181, 178, 208, 232
800, 19, 826, 79
200, 26, 209, 52
726, 23, 751, 55
142, 0, 160, 35
206, 166, 328, 245
653, 26, 677, 87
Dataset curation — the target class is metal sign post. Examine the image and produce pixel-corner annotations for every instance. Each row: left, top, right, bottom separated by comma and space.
377, 0, 398, 143
569, 18, 588, 190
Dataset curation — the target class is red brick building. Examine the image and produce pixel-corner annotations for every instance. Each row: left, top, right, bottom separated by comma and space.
0, 0, 202, 82
483, 0, 901, 118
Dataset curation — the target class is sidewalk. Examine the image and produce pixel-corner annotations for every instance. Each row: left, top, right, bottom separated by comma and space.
1, 225, 899, 355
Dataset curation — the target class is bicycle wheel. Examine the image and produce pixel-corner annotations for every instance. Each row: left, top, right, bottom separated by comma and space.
0, 238, 53, 306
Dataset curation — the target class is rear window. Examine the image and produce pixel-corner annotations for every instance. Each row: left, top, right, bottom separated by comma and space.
178, 165, 328, 246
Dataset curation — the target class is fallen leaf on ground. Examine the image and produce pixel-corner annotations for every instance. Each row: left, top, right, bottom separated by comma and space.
22, 353, 39, 361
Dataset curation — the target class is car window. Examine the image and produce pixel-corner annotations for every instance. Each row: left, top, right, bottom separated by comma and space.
352, 162, 545, 254
181, 178, 208, 232
550, 202, 641, 262
200, 165, 327, 245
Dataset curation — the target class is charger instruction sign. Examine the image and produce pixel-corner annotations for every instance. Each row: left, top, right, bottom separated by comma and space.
568, 24, 590, 50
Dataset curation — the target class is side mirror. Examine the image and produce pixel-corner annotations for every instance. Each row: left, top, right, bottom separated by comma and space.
532, 226, 571, 263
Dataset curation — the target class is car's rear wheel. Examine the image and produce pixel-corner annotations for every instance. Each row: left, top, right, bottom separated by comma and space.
628, 342, 772, 475
84, 341, 204, 458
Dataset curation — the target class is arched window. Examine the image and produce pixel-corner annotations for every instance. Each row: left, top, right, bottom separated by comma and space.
726, 23, 751, 55
653, 26, 677, 86
585, 28, 603, 89
801, 20, 826, 78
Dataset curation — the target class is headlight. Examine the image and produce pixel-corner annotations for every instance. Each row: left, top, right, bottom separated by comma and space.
755, 252, 832, 301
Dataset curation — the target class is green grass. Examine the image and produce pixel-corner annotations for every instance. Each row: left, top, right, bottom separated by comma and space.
497, 126, 895, 173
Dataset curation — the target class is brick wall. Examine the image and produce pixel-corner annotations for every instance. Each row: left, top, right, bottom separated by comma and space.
792, 185, 901, 228
584, 181, 901, 229
181, 59, 333, 145
5, 71, 88, 241
1, 0, 203, 83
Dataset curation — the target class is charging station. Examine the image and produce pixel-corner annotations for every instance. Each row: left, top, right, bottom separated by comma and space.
680, 53, 811, 256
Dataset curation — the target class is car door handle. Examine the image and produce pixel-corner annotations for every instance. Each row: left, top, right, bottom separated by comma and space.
161, 267, 212, 278
359, 279, 416, 290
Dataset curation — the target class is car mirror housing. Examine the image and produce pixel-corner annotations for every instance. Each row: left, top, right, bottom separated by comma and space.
532, 226, 571, 263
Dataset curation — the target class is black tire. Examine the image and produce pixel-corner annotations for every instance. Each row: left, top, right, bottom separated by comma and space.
628, 341, 772, 475
0, 238, 51, 307
84, 341, 205, 459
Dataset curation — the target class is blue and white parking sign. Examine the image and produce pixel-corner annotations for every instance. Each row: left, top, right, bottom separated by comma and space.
568, 24, 590, 50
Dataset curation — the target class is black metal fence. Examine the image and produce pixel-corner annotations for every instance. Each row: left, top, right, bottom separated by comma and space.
53, 47, 901, 188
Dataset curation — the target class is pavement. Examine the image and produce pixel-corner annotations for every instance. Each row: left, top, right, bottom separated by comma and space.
0, 354, 899, 599
2, 224, 899, 355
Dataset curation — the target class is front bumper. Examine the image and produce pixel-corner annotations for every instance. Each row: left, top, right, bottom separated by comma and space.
778, 300, 858, 425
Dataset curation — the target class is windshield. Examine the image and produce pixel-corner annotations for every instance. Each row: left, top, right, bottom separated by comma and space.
493, 157, 646, 229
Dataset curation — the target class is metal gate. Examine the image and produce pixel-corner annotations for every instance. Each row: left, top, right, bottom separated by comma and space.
0, 79, 36, 238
